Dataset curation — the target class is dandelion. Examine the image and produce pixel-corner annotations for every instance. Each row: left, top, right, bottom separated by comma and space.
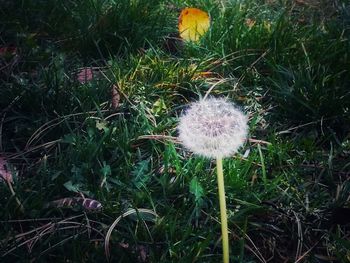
178, 97, 248, 158
178, 97, 248, 263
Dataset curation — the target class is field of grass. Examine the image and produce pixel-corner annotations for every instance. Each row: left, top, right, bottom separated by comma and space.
1, 0, 350, 262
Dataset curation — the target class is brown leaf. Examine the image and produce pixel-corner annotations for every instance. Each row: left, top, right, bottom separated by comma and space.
0, 46, 17, 57
76, 67, 96, 84
0, 156, 13, 183
137, 245, 148, 262
119, 242, 129, 249
111, 84, 120, 110
46, 197, 102, 211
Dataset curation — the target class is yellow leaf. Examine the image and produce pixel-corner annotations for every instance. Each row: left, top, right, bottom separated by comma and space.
178, 7, 210, 42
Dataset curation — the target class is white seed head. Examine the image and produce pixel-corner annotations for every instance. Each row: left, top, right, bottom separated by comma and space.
178, 97, 248, 158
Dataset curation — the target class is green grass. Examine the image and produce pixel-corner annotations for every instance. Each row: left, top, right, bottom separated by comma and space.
1, 0, 350, 262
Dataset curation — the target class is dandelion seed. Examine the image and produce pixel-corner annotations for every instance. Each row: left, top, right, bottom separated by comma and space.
178, 97, 248, 158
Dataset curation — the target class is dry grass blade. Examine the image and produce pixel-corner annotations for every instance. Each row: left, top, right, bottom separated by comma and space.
0, 90, 25, 115
248, 138, 271, 145
28, 225, 93, 253
234, 224, 267, 263
137, 135, 178, 143
2, 223, 55, 256
104, 208, 158, 261
2, 216, 105, 256
25, 110, 109, 149
35, 229, 89, 259
293, 211, 303, 261
137, 135, 271, 148
201, 210, 267, 263
295, 238, 323, 263
234, 49, 270, 88
1, 214, 86, 256
203, 78, 232, 100
208, 49, 263, 72
0, 223, 52, 257
9, 140, 61, 159
0, 113, 5, 151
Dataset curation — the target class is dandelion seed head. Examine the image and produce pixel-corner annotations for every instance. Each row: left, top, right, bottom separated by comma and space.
178, 97, 248, 158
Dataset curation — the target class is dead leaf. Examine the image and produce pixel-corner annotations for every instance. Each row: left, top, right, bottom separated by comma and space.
137, 245, 148, 262
76, 67, 96, 84
0, 46, 17, 57
119, 242, 129, 249
0, 156, 13, 183
45, 197, 102, 211
111, 84, 120, 110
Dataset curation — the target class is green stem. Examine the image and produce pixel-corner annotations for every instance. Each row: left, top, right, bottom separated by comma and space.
216, 157, 229, 263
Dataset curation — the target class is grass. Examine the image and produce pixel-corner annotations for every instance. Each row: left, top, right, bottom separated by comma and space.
1, 0, 350, 262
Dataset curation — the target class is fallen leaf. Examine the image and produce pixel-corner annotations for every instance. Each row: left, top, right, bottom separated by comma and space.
178, 7, 210, 42
45, 197, 102, 211
137, 245, 148, 262
76, 67, 96, 84
0, 46, 17, 57
0, 156, 13, 183
111, 84, 120, 110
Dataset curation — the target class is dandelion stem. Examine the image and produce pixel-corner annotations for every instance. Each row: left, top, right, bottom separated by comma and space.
216, 157, 229, 263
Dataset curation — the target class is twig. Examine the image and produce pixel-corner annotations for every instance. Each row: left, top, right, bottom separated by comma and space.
104, 208, 158, 261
